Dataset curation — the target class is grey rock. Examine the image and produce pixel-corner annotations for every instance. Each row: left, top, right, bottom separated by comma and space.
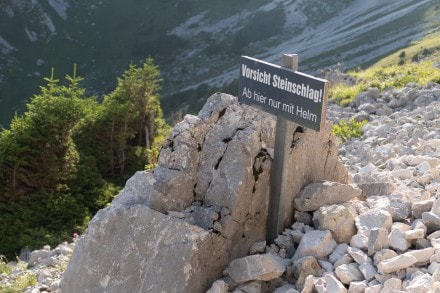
224, 253, 286, 283
412, 200, 434, 219
291, 230, 304, 244
415, 238, 432, 249
28, 247, 52, 267
207, 280, 229, 293
382, 278, 402, 292
373, 249, 398, 266
313, 204, 357, 244
366, 196, 390, 210
329, 243, 349, 264
358, 262, 377, 282
405, 273, 433, 293
250, 241, 267, 255
405, 247, 435, 266
334, 254, 354, 267
388, 228, 410, 252
293, 256, 324, 290
367, 228, 389, 256
334, 263, 363, 284
294, 181, 361, 212
389, 198, 411, 221
356, 209, 393, 234
348, 280, 368, 293
377, 254, 418, 274
325, 273, 347, 293
350, 233, 369, 250
359, 182, 396, 198
293, 230, 337, 261
347, 247, 371, 265
293, 211, 313, 226
274, 235, 293, 250
302, 275, 317, 293
318, 260, 333, 272
358, 103, 377, 114
404, 229, 425, 240
273, 284, 299, 293
235, 281, 262, 293
61, 205, 226, 293
422, 212, 440, 234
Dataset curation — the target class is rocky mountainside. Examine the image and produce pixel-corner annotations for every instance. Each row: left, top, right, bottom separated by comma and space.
205, 84, 440, 292
2, 82, 440, 292
0, 0, 439, 127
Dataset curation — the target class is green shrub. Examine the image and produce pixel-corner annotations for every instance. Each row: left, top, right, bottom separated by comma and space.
0, 192, 90, 259
332, 118, 367, 142
0, 273, 37, 293
0, 59, 168, 258
0, 256, 12, 275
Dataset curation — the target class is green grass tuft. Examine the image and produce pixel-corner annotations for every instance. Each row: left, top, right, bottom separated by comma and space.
0, 274, 37, 293
329, 31, 440, 105
0, 256, 12, 275
332, 118, 368, 142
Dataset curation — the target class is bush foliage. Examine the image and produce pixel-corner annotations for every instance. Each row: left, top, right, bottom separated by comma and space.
0, 59, 170, 258
332, 118, 367, 142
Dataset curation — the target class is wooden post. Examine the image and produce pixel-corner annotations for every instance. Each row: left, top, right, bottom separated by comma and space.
266, 54, 299, 242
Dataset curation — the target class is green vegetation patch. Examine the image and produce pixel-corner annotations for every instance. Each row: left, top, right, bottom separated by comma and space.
332, 118, 368, 142
0, 58, 170, 259
0, 256, 12, 275
330, 31, 440, 106
0, 273, 37, 293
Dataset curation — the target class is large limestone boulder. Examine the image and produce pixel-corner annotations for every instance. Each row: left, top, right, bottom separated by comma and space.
61, 93, 347, 292
61, 205, 225, 292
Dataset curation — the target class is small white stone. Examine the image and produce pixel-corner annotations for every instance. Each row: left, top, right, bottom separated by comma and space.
432, 199, 440, 216
325, 273, 347, 293
431, 253, 440, 263
377, 254, 417, 274
428, 261, 440, 275
367, 228, 389, 256
350, 233, 368, 250
388, 228, 410, 252
391, 168, 414, 180
373, 249, 398, 266
335, 263, 363, 284
404, 229, 425, 240
382, 278, 402, 292
329, 244, 349, 264
348, 280, 368, 293
359, 163, 377, 175
391, 222, 411, 232
416, 161, 431, 175
405, 273, 433, 292
347, 247, 371, 265
318, 260, 333, 272
405, 247, 435, 265
364, 284, 382, 293
334, 254, 354, 268
206, 280, 228, 293
427, 230, 440, 240
366, 196, 390, 210
358, 262, 376, 281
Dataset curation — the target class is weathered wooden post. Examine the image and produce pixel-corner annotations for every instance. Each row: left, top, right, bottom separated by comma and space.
238, 53, 328, 242
266, 54, 299, 242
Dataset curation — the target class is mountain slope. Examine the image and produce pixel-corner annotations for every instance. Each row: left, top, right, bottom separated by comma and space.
0, 0, 439, 127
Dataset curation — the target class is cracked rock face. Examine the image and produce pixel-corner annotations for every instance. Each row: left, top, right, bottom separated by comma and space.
60, 93, 347, 293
